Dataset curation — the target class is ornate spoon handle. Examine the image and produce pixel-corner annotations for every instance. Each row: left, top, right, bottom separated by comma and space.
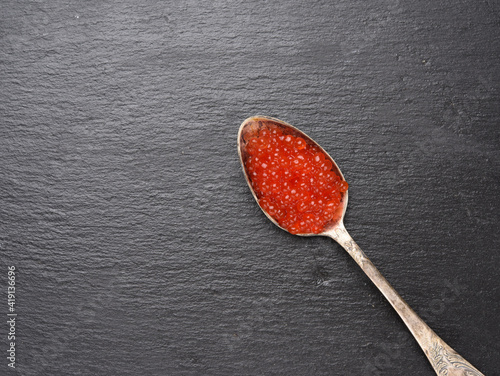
326, 223, 484, 376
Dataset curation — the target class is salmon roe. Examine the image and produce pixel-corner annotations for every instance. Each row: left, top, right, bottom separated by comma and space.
244, 125, 348, 234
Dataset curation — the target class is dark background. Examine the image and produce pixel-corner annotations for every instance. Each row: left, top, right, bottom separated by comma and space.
1, 1, 499, 375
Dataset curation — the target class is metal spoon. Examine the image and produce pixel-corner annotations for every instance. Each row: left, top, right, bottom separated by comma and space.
238, 115, 484, 376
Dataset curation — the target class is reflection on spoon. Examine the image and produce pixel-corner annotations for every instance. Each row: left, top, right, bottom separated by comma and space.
238, 116, 484, 376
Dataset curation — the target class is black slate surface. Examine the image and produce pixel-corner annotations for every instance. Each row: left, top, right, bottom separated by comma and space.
1, 1, 499, 375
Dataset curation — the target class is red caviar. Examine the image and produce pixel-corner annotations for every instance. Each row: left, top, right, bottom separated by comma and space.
243, 124, 348, 234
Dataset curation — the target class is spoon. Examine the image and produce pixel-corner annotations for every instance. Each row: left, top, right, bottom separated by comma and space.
238, 116, 484, 376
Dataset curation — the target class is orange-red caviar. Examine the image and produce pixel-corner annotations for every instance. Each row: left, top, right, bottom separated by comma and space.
244, 124, 348, 234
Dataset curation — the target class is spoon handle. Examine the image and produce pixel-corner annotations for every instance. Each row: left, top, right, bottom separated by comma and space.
327, 223, 484, 376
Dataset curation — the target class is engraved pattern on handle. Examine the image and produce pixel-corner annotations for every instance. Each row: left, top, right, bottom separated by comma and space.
429, 334, 483, 376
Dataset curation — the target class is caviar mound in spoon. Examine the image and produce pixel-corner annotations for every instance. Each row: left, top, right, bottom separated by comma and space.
238, 116, 484, 376
238, 116, 348, 235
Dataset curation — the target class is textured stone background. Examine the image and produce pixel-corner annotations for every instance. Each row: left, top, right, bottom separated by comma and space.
1, 1, 499, 375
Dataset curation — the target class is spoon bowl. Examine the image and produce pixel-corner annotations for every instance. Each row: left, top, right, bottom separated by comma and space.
238, 116, 347, 234
238, 116, 484, 376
